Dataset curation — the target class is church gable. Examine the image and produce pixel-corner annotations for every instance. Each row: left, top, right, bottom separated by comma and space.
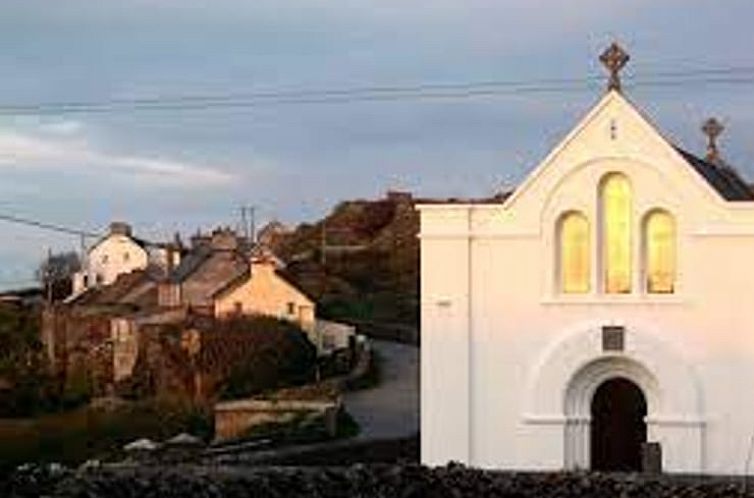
503, 90, 753, 230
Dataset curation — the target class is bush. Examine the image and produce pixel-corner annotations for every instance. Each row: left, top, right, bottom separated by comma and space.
0, 305, 65, 417
202, 315, 317, 400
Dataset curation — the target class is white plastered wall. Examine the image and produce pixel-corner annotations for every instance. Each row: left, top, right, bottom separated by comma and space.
419, 90, 754, 474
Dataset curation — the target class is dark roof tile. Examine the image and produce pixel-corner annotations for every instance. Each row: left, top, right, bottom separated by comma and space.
674, 147, 754, 201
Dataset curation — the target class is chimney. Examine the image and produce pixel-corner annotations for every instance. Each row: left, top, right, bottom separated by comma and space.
210, 227, 239, 251
166, 245, 176, 275
191, 230, 209, 249
109, 221, 132, 237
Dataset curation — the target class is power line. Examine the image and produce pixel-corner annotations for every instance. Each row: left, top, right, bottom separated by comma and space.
0, 278, 39, 286
1, 65, 754, 116
0, 213, 100, 238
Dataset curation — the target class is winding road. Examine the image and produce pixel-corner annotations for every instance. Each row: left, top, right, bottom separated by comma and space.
343, 339, 419, 440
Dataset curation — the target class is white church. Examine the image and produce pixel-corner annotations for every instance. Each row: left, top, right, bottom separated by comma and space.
418, 43, 754, 474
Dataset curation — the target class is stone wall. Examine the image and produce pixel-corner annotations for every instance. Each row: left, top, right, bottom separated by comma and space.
10, 464, 754, 498
41, 306, 118, 396
214, 397, 340, 441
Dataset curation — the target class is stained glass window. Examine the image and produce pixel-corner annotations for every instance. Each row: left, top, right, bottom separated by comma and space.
600, 174, 632, 293
644, 210, 675, 293
559, 212, 590, 294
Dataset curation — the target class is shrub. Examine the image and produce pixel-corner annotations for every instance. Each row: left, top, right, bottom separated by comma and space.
200, 315, 317, 400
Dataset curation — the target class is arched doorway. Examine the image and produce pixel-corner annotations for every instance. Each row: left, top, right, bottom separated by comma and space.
590, 377, 647, 471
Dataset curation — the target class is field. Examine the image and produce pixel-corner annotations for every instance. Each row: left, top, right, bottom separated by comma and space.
0, 399, 210, 474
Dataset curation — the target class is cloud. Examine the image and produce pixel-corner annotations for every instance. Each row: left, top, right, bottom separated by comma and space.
37, 120, 83, 136
0, 129, 236, 187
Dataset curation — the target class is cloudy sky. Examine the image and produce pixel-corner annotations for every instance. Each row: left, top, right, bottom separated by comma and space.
1, 0, 754, 288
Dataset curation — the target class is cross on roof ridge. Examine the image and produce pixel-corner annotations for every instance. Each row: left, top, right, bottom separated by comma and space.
599, 42, 630, 92
702, 117, 725, 164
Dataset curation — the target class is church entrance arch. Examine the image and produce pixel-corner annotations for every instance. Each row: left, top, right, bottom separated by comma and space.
523, 323, 705, 472
590, 377, 647, 471
563, 356, 658, 470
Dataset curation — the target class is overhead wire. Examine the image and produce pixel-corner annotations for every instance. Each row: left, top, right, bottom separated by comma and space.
0, 65, 754, 115
1, 64, 754, 240
0, 213, 100, 238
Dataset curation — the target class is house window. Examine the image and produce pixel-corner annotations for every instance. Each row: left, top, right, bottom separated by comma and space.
600, 173, 632, 293
95, 274, 103, 285
557, 211, 590, 294
101, 254, 109, 264
123, 252, 130, 263
287, 302, 296, 315
234, 302, 243, 314
644, 209, 676, 294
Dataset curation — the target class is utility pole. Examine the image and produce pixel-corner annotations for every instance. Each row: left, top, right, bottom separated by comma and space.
320, 219, 326, 266
240, 205, 257, 245
248, 205, 256, 245
240, 206, 248, 240
79, 233, 87, 269
45, 247, 53, 305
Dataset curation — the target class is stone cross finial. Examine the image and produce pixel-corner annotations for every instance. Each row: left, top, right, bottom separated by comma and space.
702, 117, 725, 163
599, 42, 630, 92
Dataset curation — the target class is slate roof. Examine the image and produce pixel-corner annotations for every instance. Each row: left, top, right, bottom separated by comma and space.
674, 147, 754, 201
70, 269, 157, 308
168, 246, 213, 284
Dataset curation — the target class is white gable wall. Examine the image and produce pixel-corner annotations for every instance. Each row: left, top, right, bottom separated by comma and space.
73, 234, 149, 293
420, 90, 754, 474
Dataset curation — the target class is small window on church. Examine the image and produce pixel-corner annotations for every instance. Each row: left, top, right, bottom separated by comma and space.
644, 209, 676, 294
600, 173, 632, 293
557, 211, 590, 294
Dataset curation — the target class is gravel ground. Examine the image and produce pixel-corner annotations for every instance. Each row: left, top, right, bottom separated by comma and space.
7, 463, 754, 498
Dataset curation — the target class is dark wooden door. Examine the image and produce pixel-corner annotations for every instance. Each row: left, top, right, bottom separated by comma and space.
590, 377, 647, 472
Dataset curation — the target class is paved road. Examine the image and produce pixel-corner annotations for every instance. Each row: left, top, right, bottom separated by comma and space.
343, 340, 419, 440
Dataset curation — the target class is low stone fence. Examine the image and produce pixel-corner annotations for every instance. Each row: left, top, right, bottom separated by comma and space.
207, 434, 418, 466
214, 397, 340, 442
9, 464, 754, 498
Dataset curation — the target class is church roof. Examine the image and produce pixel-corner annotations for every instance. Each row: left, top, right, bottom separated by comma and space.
673, 147, 754, 201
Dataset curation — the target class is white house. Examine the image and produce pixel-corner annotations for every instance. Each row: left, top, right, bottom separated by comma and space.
71, 222, 181, 297
419, 44, 754, 475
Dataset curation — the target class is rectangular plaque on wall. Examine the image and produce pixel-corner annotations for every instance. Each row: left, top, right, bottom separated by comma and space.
602, 325, 625, 352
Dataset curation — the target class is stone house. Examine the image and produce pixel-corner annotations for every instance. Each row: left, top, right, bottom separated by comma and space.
157, 227, 250, 313
44, 226, 355, 398
213, 247, 316, 332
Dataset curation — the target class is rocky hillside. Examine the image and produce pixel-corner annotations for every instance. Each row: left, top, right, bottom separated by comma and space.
271, 192, 419, 328
270, 191, 507, 330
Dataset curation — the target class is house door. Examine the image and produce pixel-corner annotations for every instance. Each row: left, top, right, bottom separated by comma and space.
590, 377, 647, 471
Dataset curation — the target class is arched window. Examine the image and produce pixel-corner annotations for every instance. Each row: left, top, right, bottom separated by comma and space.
558, 211, 590, 294
644, 210, 676, 294
600, 173, 632, 293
